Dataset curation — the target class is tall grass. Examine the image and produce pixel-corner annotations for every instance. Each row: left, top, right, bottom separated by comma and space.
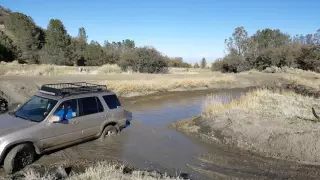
202, 88, 319, 121
202, 89, 265, 116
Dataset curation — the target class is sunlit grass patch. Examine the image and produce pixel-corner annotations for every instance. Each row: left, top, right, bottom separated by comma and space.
202, 88, 319, 121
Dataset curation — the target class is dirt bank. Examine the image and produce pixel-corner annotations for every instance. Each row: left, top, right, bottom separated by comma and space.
0, 81, 40, 104
172, 88, 320, 164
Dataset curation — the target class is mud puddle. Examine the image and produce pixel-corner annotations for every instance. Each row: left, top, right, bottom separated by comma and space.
3, 88, 320, 179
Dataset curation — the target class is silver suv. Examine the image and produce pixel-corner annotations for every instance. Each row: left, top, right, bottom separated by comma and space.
0, 82, 129, 173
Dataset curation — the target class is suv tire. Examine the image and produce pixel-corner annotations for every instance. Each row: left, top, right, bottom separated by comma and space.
4, 144, 35, 174
100, 125, 118, 140
0, 98, 8, 114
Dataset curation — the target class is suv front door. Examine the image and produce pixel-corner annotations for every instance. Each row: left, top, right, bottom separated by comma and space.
40, 99, 82, 150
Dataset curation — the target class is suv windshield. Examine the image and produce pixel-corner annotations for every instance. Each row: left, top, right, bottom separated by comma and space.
14, 96, 57, 122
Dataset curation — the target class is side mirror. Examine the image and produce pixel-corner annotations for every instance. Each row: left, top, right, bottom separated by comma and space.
48, 115, 61, 123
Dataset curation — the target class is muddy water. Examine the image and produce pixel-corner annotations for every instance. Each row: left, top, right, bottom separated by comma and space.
26, 89, 242, 179
11, 88, 320, 179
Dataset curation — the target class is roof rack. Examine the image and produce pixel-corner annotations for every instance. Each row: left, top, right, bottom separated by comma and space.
40, 82, 108, 96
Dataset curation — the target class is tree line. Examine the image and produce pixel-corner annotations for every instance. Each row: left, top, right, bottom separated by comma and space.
0, 7, 192, 73
212, 27, 320, 73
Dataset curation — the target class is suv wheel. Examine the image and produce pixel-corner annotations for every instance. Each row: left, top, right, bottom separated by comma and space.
4, 144, 35, 174
100, 125, 118, 140
0, 99, 8, 114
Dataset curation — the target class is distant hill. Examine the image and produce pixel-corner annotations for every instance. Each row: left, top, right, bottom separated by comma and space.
0, 5, 11, 25
0, 7, 24, 45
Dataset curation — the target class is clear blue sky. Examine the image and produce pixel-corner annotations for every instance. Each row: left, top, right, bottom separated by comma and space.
1, 0, 319, 62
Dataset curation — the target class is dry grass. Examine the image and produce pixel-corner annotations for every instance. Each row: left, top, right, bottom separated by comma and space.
0, 62, 97, 76
168, 67, 211, 74
0, 63, 71, 76
239, 68, 261, 75
0, 63, 213, 76
281, 75, 320, 89
96, 64, 123, 74
202, 89, 269, 117
263, 66, 317, 75
103, 75, 235, 96
2, 65, 60, 76
22, 162, 182, 180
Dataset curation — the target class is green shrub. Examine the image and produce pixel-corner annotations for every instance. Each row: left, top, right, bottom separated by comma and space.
118, 47, 168, 73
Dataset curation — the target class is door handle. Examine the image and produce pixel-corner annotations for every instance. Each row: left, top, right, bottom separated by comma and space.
72, 121, 79, 124
101, 114, 107, 118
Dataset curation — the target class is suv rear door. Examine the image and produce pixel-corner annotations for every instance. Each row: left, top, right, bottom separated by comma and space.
102, 94, 125, 121
77, 96, 105, 137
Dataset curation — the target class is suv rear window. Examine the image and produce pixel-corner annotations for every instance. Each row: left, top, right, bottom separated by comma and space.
79, 97, 103, 116
103, 95, 121, 109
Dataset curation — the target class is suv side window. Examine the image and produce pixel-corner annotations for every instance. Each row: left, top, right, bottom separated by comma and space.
103, 95, 121, 109
79, 97, 103, 116
53, 99, 78, 120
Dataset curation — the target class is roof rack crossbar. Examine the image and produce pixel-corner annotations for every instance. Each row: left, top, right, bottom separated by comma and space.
40, 82, 108, 96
